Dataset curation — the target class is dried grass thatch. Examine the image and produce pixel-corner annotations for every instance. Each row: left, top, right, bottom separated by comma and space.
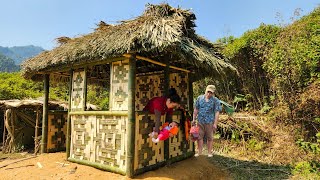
21, 3, 236, 80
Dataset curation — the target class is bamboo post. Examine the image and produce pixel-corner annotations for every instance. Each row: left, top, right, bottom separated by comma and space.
41, 74, 49, 153
188, 76, 194, 113
11, 109, 15, 152
164, 59, 170, 161
126, 55, 136, 177
2, 110, 6, 151
34, 108, 39, 155
66, 69, 73, 159
83, 67, 87, 111
188, 76, 195, 153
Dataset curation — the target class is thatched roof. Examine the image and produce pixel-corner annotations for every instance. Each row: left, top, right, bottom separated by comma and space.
21, 3, 236, 80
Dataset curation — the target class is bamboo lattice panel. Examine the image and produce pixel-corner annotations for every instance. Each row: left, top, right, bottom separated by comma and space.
110, 60, 129, 111
135, 73, 189, 111
47, 112, 68, 152
71, 71, 85, 111
134, 112, 165, 170
135, 74, 164, 111
168, 112, 194, 158
169, 73, 189, 109
70, 114, 127, 170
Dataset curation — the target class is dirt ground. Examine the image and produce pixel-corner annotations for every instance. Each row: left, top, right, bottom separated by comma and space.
0, 152, 231, 180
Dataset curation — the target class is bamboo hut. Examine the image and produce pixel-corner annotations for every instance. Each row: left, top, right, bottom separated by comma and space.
21, 4, 236, 177
0, 99, 67, 153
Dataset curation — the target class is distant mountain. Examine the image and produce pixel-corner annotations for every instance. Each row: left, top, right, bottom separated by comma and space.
0, 53, 19, 72
0, 45, 45, 65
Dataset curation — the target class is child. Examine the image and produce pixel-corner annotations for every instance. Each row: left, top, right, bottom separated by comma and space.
189, 124, 200, 142
149, 121, 179, 143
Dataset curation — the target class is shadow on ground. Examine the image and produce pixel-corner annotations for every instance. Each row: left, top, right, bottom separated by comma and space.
208, 154, 292, 180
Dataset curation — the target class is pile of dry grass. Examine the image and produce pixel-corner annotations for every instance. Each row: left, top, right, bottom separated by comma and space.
216, 113, 318, 165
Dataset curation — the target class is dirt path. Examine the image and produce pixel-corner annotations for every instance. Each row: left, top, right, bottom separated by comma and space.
0, 152, 230, 180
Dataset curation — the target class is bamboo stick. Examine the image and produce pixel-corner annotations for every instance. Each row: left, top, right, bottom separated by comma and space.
66, 69, 73, 159
123, 54, 190, 73
2, 110, 6, 151
41, 74, 49, 153
68, 157, 126, 175
126, 55, 136, 177
11, 109, 15, 152
69, 111, 128, 116
83, 67, 87, 111
0, 156, 37, 169
34, 108, 39, 155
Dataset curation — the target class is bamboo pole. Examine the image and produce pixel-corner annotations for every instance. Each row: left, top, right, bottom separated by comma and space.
83, 67, 87, 111
68, 157, 126, 175
34, 108, 39, 155
36, 56, 127, 76
11, 109, 15, 152
41, 74, 49, 153
126, 55, 136, 177
164, 59, 170, 161
66, 69, 73, 159
2, 110, 6, 151
69, 111, 128, 116
123, 54, 190, 73
188, 76, 195, 153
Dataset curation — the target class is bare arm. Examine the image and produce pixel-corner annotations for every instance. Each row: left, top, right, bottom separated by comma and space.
154, 109, 161, 133
193, 108, 199, 123
213, 111, 220, 130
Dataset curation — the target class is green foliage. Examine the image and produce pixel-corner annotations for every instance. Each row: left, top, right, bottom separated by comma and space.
0, 72, 43, 99
292, 161, 320, 178
231, 130, 241, 143
220, 24, 281, 110
0, 72, 69, 102
296, 134, 320, 154
233, 94, 253, 111
87, 85, 109, 110
263, 7, 320, 112
247, 138, 265, 151
49, 82, 69, 101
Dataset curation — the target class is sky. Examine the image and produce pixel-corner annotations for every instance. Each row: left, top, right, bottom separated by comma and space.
1, 0, 319, 50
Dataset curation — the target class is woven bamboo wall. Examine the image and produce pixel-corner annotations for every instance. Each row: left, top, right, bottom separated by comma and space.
70, 114, 127, 170
47, 111, 68, 152
110, 60, 129, 111
169, 73, 189, 109
168, 113, 194, 158
134, 112, 165, 170
135, 73, 189, 111
71, 71, 85, 111
134, 111, 193, 171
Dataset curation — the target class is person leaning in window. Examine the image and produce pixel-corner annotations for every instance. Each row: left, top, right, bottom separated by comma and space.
192, 85, 222, 157
144, 88, 181, 137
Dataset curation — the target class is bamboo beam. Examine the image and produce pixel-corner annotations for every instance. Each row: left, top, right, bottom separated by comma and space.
69, 111, 128, 116
34, 56, 127, 76
123, 54, 190, 73
41, 74, 49, 153
126, 55, 136, 177
68, 158, 126, 175
66, 69, 73, 159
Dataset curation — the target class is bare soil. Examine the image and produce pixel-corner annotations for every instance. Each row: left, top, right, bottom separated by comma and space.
0, 152, 231, 180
